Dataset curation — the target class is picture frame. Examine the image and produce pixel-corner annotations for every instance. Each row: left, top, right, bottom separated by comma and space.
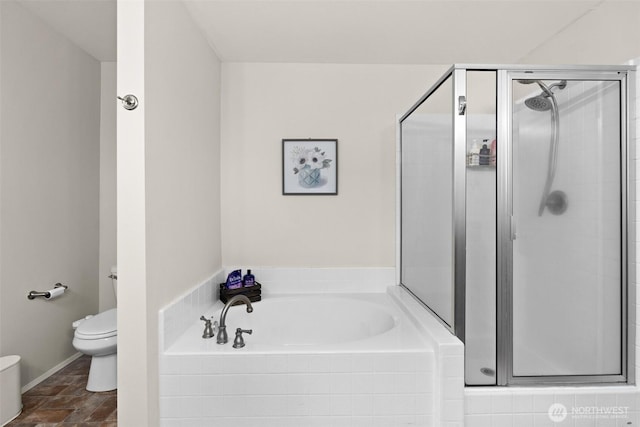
282, 139, 338, 195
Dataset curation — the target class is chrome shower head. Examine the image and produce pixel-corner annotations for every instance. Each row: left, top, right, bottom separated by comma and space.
525, 94, 553, 111
519, 79, 566, 112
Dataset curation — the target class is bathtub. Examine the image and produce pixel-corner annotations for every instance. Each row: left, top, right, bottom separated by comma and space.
167, 293, 428, 354
160, 289, 448, 427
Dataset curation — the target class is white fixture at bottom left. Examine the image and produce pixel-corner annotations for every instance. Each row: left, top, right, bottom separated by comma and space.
0, 355, 22, 426
72, 266, 118, 392
72, 308, 117, 391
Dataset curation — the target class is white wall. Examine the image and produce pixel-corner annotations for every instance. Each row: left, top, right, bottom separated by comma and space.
145, 3, 222, 311
0, 0, 100, 386
100, 62, 117, 311
117, 1, 222, 425
221, 63, 447, 268
116, 1, 147, 424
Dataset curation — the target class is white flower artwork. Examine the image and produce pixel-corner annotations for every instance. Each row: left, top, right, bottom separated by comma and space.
282, 139, 337, 195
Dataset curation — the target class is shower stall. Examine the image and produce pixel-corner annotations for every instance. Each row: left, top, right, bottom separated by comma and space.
399, 64, 635, 386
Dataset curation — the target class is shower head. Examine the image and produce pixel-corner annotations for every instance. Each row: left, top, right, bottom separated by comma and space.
525, 94, 553, 111
520, 79, 567, 112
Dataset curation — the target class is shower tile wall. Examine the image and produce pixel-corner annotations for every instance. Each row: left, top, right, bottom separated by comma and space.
465, 387, 639, 426
464, 70, 640, 426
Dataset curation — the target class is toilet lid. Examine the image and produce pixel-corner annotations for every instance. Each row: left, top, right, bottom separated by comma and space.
76, 308, 117, 339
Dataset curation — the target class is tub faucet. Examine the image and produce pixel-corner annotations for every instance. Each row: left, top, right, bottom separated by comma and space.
217, 295, 253, 344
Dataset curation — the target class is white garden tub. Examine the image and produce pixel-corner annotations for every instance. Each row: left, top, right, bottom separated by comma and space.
160, 291, 438, 426
166, 293, 424, 353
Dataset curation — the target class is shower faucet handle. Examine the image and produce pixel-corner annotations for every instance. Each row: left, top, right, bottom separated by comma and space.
200, 316, 217, 339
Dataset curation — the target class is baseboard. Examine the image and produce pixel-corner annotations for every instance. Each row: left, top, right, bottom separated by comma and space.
21, 352, 83, 393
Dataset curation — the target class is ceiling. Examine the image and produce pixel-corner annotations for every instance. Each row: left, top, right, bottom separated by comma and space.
16, 0, 640, 65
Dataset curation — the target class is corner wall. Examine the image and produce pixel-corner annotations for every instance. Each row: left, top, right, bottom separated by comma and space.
100, 62, 117, 311
117, 1, 222, 425
0, 0, 100, 387
220, 63, 447, 268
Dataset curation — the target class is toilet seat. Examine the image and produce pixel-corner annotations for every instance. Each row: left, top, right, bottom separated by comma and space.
75, 308, 117, 340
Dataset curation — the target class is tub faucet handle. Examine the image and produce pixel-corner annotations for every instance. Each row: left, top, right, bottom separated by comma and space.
233, 328, 252, 349
200, 316, 217, 339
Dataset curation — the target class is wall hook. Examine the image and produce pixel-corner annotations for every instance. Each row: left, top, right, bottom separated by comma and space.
117, 94, 139, 110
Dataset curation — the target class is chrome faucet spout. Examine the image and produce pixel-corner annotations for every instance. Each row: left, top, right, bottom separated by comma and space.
217, 295, 253, 344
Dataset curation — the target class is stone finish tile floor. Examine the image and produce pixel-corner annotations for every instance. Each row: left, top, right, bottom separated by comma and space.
7, 355, 117, 427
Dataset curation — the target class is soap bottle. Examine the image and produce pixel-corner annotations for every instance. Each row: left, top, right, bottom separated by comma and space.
489, 139, 497, 166
479, 140, 490, 166
470, 141, 480, 166
225, 269, 243, 290
467, 139, 476, 165
243, 269, 255, 287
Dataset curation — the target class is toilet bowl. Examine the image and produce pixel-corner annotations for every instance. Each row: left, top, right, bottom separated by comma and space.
72, 308, 117, 391
72, 266, 117, 392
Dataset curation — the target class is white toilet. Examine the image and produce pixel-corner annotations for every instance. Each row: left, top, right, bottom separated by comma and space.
72, 266, 117, 392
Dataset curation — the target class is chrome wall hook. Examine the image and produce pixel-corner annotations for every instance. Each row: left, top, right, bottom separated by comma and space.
117, 94, 139, 110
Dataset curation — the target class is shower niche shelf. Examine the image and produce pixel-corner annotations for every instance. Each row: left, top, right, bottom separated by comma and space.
466, 165, 495, 170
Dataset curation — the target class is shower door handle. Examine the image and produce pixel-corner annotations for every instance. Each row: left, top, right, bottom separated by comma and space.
458, 96, 466, 115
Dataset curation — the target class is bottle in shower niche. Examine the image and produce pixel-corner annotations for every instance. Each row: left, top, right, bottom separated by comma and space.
470, 140, 480, 166
479, 140, 490, 166
243, 269, 255, 287
489, 139, 497, 166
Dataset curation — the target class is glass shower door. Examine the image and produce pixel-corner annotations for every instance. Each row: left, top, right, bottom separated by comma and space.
401, 75, 455, 328
400, 70, 466, 338
509, 74, 625, 382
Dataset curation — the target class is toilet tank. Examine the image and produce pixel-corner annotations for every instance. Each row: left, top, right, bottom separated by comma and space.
110, 266, 117, 301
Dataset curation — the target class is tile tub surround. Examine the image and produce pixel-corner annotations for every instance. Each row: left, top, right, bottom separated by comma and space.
159, 269, 226, 351
160, 351, 434, 427
158, 271, 451, 426
388, 286, 465, 426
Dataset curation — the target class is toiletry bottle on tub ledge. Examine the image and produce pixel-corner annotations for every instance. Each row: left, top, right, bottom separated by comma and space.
243, 269, 255, 287
225, 269, 243, 289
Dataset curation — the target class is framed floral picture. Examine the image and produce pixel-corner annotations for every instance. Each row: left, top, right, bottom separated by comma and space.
282, 139, 338, 195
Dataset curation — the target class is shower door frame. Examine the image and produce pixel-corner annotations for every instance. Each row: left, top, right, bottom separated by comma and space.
496, 67, 635, 386
399, 64, 635, 386
398, 67, 468, 341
